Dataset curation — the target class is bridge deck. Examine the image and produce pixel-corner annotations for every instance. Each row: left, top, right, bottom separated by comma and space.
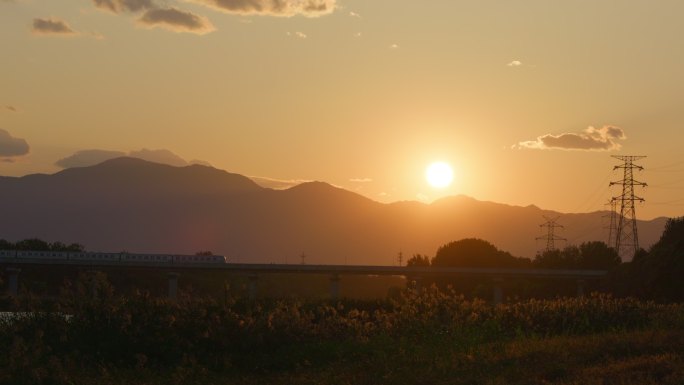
0, 258, 607, 279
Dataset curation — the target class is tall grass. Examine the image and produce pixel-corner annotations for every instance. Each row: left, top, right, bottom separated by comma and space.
0, 274, 682, 384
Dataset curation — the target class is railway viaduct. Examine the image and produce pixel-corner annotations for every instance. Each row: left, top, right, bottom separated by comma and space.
1, 258, 607, 303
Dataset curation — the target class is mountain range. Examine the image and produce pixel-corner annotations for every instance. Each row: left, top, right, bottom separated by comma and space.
0, 158, 668, 264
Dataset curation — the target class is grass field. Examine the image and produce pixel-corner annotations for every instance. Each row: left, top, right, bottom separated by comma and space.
1, 276, 683, 385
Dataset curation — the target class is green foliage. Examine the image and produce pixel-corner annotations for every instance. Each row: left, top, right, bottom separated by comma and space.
432, 238, 531, 268
534, 241, 620, 270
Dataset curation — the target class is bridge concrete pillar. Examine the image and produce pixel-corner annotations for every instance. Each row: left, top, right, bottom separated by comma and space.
168, 272, 179, 301
492, 278, 503, 305
6, 267, 20, 297
248, 275, 259, 300
330, 274, 340, 300
576, 279, 585, 298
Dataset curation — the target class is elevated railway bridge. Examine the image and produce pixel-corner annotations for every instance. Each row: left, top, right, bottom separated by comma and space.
1, 257, 607, 303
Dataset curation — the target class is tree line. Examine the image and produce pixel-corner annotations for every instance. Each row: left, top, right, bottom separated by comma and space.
407, 217, 684, 301
0, 238, 84, 252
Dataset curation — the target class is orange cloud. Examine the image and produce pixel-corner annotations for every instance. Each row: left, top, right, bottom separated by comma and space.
515, 125, 626, 151
191, 0, 336, 17
138, 7, 215, 34
32, 17, 77, 36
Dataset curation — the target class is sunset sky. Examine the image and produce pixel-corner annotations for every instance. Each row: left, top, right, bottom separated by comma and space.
2, 0, 684, 220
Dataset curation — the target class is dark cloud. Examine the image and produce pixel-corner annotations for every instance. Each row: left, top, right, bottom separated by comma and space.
0, 129, 29, 159
191, 0, 336, 17
128, 148, 188, 166
55, 149, 127, 168
93, 0, 155, 13
138, 7, 215, 34
56, 148, 215, 169
515, 126, 626, 151
32, 17, 77, 35
4, 106, 17, 112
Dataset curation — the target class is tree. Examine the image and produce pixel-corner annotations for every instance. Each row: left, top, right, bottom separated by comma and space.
406, 254, 430, 266
533, 242, 619, 270
625, 217, 684, 301
577, 241, 620, 269
15, 238, 50, 251
432, 238, 530, 268
0, 239, 13, 250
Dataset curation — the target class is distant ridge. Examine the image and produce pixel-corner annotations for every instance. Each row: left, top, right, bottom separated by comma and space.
0, 158, 668, 264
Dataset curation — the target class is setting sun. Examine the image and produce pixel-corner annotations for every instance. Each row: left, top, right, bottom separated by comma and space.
426, 162, 454, 188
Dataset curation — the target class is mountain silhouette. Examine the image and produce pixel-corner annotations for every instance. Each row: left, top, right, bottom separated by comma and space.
0, 158, 668, 264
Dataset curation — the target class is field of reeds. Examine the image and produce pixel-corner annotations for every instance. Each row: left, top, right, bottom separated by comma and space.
1, 273, 683, 385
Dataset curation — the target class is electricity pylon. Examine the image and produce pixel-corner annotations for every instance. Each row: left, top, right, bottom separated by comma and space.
604, 198, 618, 247
609, 155, 647, 260
536, 216, 566, 253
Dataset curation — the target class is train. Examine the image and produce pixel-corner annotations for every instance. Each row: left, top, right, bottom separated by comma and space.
0, 250, 228, 264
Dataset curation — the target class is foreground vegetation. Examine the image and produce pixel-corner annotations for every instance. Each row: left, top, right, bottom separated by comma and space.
1, 278, 683, 384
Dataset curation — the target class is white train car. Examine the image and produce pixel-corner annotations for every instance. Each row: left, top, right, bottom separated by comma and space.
0, 249, 227, 265
173, 254, 227, 264
121, 253, 174, 263
0, 250, 17, 258
70, 252, 120, 262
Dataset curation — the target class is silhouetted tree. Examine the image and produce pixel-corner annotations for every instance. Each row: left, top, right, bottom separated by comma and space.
625, 217, 684, 301
534, 241, 619, 270
195, 251, 213, 256
15, 238, 50, 251
577, 241, 620, 269
432, 238, 530, 268
0, 239, 13, 250
406, 254, 431, 266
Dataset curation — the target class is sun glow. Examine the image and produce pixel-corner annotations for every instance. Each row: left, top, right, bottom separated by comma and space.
425, 162, 453, 188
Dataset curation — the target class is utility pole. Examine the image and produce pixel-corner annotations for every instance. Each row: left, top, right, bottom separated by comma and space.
536, 216, 566, 253
609, 155, 647, 260
397, 250, 403, 266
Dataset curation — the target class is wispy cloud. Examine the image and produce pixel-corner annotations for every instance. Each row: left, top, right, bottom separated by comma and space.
56, 148, 211, 168
249, 176, 312, 190
93, 0, 155, 13
3, 106, 18, 113
0, 128, 29, 160
32, 17, 77, 36
287, 31, 307, 39
349, 178, 372, 183
93, 0, 213, 35
514, 125, 626, 151
55, 149, 126, 168
507, 60, 522, 67
190, 0, 336, 17
138, 7, 215, 35
390, 43, 399, 49
348, 11, 360, 18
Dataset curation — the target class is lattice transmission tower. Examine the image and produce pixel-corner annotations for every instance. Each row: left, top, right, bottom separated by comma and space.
604, 198, 618, 247
609, 155, 647, 260
536, 216, 566, 253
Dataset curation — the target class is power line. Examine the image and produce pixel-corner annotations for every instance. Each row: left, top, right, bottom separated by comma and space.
609, 155, 647, 260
